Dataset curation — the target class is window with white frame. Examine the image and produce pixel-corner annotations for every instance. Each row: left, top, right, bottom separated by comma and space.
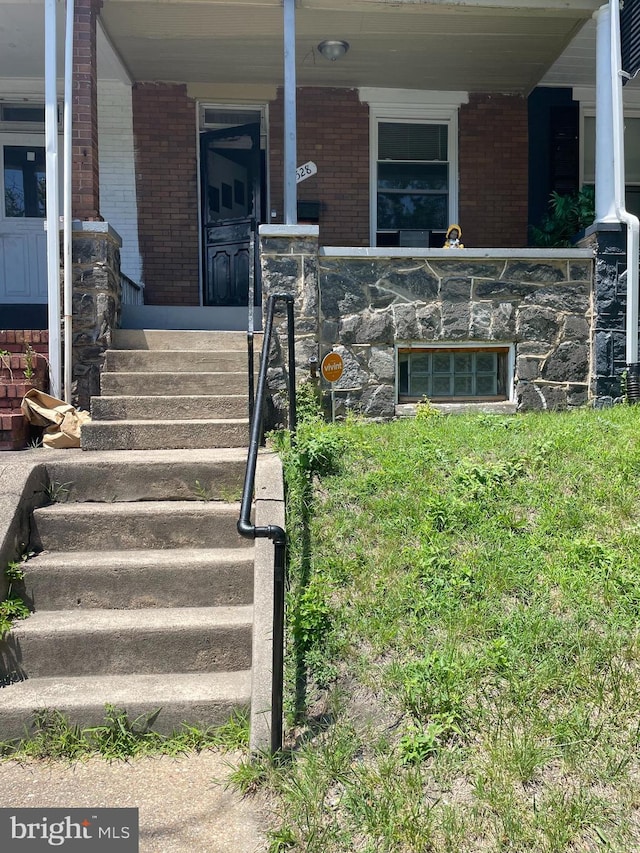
376, 120, 450, 246
398, 346, 511, 402
362, 91, 462, 248
582, 112, 640, 218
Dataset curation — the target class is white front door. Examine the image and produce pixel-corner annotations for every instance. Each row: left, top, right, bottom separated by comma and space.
0, 133, 59, 304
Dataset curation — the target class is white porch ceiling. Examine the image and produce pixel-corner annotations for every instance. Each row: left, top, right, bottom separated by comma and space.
0, 0, 602, 94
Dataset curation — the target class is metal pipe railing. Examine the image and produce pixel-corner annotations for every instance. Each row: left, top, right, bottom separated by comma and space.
238, 292, 296, 754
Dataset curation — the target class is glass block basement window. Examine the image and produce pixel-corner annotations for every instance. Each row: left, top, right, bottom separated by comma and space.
398, 347, 509, 401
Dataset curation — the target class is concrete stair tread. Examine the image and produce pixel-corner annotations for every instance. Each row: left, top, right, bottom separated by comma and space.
45, 447, 250, 464
84, 418, 249, 425
80, 420, 250, 451
0, 671, 252, 738
28, 547, 254, 569
24, 547, 255, 609
92, 394, 249, 401
112, 330, 256, 351
31, 500, 251, 551
104, 351, 254, 374
102, 371, 246, 378
0, 670, 252, 706
99, 372, 248, 399
9, 605, 254, 634
33, 499, 242, 516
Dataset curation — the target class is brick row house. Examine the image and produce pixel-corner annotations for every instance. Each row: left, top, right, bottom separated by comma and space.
1, 0, 638, 437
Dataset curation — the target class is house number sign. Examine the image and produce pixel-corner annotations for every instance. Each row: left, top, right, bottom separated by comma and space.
296, 161, 317, 183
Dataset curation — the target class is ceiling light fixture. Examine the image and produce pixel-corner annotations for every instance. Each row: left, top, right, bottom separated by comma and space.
317, 40, 350, 62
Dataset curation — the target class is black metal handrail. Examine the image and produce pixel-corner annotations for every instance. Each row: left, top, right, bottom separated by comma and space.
238, 292, 297, 754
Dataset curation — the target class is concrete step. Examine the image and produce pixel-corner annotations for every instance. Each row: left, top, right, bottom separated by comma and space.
100, 372, 247, 397
30, 501, 250, 552
23, 548, 254, 610
91, 394, 249, 421
112, 329, 255, 352
104, 349, 252, 373
43, 448, 248, 502
80, 418, 249, 451
1, 606, 253, 678
0, 670, 251, 739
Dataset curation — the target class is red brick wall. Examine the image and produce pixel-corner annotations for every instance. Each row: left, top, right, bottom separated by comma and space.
0, 331, 49, 450
269, 88, 370, 247
73, 0, 102, 220
132, 83, 200, 305
459, 94, 529, 248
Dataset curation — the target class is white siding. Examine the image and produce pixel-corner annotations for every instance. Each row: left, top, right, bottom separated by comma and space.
98, 79, 143, 285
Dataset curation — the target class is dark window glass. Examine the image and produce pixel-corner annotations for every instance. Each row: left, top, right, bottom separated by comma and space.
377, 193, 448, 230
4, 146, 46, 218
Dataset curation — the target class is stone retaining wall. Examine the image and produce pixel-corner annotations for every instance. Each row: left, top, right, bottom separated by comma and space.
72, 226, 122, 409
260, 226, 595, 422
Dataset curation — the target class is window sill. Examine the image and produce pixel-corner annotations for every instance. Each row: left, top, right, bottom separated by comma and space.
396, 401, 517, 418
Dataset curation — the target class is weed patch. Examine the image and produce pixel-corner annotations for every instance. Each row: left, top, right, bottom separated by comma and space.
0, 706, 249, 761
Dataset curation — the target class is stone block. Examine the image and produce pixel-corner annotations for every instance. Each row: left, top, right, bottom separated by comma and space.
441, 278, 472, 301
355, 309, 394, 344
469, 303, 492, 338
567, 384, 589, 407
338, 314, 362, 345
516, 355, 542, 381
321, 319, 339, 344
503, 260, 566, 283
320, 273, 368, 318
474, 280, 536, 301
541, 341, 589, 383
416, 304, 441, 339
540, 384, 568, 411
441, 303, 470, 339
360, 383, 395, 419
570, 261, 593, 281
562, 315, 590, 340
369, 347, 395, 382
523, 284, 590, 314
428, 260, 504, 279
392, 303, 419, 340
491, 303, 516, 339
516, 380, 545, 411
516, 305, 560, 342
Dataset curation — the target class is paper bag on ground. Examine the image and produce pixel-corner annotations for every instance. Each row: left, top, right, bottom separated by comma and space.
21, 388, 91, 448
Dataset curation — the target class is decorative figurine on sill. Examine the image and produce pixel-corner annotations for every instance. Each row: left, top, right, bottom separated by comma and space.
444, 223, 464, 249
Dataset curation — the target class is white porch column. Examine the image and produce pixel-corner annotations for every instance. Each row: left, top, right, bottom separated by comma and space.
45, 0, 61, 398
595, 4, 618, 224
283, 0, 297, 225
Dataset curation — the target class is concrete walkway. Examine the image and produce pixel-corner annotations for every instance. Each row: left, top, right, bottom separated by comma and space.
0, 750, 268, 852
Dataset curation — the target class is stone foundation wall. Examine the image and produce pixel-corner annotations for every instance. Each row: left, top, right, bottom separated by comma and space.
72, 227, 122, 409
260, 226, 594, 422
588, 226, 628, 403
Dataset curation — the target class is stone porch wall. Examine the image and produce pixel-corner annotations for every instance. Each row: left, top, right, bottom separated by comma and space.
72, 225, 122, 409
260, 226, 594, 422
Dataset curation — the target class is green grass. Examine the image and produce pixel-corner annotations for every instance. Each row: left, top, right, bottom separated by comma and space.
260, 405, 640, 852
0, 705, 250, 762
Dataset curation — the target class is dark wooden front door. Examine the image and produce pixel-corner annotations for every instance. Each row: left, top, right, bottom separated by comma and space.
200, 123, 261, 306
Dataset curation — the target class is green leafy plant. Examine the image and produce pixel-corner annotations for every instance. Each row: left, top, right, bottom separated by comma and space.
23, 344, 35, 381
0, 558, 30, 638
415, 397, 441, 420
44, 480, 72, 503
530, 186, 595, 247
0, 349, 13, 383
